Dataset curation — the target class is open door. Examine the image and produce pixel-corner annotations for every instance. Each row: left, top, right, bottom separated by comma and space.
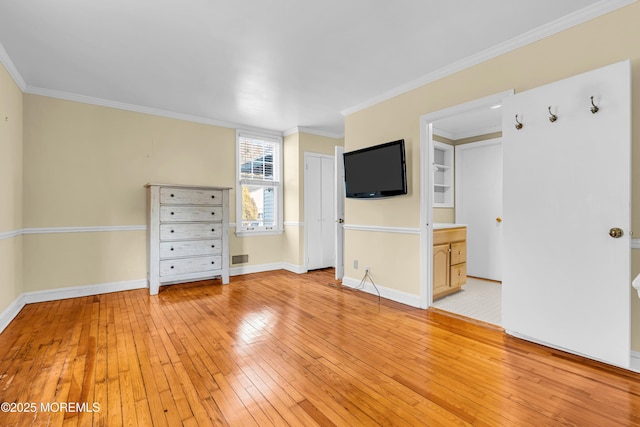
335, 146, 345, 280
502, 61, 631, 368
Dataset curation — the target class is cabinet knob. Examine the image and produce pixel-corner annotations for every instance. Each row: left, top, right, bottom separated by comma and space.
211, 261, 215, 264
171, 212, 175, 215
170, 194, 175, 197
211, 212, 215, 215
211, 228, 215, 232
170, 265, 174, 269
170, 230, 175, 233
211, 195, 215, 199
170, 247, 174, 251
211, 245, 215, 248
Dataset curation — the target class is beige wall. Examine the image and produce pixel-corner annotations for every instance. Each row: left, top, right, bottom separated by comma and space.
0, 62, 23, 313
20, 95, 342, 291
344, 3, 640, 349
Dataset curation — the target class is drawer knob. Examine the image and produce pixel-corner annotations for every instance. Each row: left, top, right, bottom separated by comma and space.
170, 230, 175, 233
170, 265, 174, 269
170, 247, 174, 251
211, 195, 215, 199
211, 261, 215, 264
211, 228, 215, 232
171, 212, 175, 215
170, 194, 175, 197
211, 212, 215, 215
211, 245, 215, 248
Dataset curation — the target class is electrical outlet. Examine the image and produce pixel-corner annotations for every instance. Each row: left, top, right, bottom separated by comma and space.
365, 266, 370, 273
353, 260, 358, 269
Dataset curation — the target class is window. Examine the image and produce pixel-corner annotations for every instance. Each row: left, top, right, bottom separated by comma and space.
236, 130, 283, 235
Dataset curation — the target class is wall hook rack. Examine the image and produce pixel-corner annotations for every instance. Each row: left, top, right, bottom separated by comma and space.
590, 96, 599, 114
515, 114, 523, 130
548, 106, 558, 122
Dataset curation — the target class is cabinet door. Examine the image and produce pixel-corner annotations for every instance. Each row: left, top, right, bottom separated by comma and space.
433, 244, 450, 297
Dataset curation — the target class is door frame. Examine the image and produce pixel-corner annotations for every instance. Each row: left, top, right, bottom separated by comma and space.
419, 90, 513, 309
335, 146, 345, 279
303, 151, 335, 271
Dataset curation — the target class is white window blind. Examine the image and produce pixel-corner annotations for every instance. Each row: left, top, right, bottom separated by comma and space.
236, 131, 283, 233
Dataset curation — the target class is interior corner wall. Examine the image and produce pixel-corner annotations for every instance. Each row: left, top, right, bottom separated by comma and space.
0, 62, 23, 314
343, 1, 640, 350
21, 94, 290, 292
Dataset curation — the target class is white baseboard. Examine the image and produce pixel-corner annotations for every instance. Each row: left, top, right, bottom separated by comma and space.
0, 279, 148, 334
22, 279, 148, 304
229, 262, 306, 276
631, 351, 640, 372
341, 275, 421, 308
0, 294, 27, 334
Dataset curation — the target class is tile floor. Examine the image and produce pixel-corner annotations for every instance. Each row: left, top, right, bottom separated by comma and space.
432, 277, 502, 326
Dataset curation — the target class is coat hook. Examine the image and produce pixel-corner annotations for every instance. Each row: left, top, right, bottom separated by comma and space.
514, 114, 523, 130
590, 96, 599, 114
548, 106, 557, 123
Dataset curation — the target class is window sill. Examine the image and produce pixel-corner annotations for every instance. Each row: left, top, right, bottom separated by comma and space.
235, 229, 284, 237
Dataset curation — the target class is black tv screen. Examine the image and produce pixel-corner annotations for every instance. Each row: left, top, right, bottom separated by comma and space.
343, 139, 407, 199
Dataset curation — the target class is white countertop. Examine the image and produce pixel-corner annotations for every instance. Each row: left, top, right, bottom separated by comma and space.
433, 223, 467, 230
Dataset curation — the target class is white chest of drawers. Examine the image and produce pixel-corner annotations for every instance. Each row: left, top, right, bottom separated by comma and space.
145, 183, 230, 295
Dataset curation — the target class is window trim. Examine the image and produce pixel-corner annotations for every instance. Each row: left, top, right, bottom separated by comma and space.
235, 129, 284, 236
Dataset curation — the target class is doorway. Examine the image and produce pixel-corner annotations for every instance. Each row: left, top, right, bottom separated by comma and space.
420, 91, 512, 323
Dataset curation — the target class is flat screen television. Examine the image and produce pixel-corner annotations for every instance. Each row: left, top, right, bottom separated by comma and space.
343, 139, 407, 199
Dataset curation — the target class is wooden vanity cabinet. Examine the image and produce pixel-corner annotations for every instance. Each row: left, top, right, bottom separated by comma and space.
433, 227, 467, 299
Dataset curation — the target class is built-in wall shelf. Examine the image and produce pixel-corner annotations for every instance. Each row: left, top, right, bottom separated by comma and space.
433, 141, 454, 207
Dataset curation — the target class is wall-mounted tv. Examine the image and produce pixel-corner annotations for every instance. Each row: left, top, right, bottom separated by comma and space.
343, 139, 407, 199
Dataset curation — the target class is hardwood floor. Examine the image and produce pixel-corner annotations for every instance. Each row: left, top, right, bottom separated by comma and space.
1, 269, 640, 426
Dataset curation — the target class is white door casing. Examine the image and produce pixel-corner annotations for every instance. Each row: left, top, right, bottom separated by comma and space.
420, 90, 514, 308
455, 139, 503, 281
502, 60, 631, 368
335, 146, 345, 279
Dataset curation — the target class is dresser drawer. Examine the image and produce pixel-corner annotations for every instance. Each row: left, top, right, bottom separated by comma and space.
160, 206, 223, 222
159, 256, 222, 277
160, 223, 222, 240
160, 187, 222, 205
160, 239, 222, 259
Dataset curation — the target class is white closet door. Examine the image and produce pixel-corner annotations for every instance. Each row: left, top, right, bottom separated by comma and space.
305, 154, 335, 270
502, 61, 631, 368
455, 139, 502, 281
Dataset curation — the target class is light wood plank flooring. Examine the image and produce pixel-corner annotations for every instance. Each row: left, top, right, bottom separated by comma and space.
1, 269, 640, 426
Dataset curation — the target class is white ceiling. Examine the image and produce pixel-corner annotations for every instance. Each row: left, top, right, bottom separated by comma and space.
0, 1, 630, 137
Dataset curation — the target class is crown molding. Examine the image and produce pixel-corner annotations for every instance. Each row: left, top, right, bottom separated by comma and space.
283, 126, 344, 139
434, 124, 502, 141
0, 41, 27, 90
341, 0, 637, 117
24, 85, 343, 139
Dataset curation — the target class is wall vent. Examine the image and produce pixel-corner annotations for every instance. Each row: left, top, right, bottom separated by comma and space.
232, 254, 249, 265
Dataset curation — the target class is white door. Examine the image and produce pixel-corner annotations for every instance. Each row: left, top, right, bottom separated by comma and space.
305, 154, 335, 270
502, 60, 631, 368
455, 139, 502, 281
335, 146, 345, 279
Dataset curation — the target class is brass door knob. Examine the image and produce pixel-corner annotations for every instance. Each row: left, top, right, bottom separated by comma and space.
496, 217, 503, 223
609, 227, 624, 238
